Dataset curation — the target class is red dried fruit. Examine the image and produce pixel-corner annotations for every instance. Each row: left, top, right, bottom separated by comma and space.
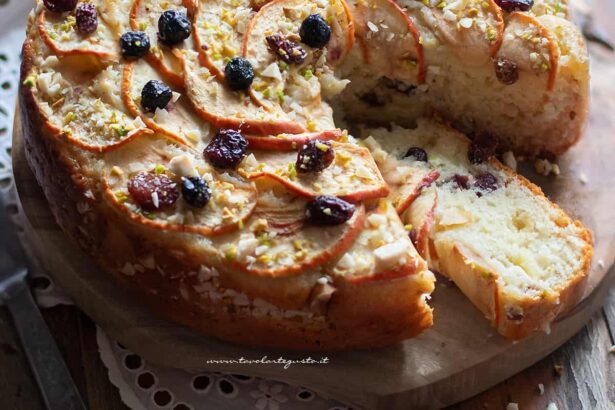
305, 196, 355, 225
75, 3, 98, 35
494, 58, 519, 85
468, 133, 498, 165
43, 0, 78, 13
451, 174, 470, 190
474, 172, 498, 193
266, 35, 307, 65
204, 129, 248, 169
127, 172, 179, 211
296, 140, 335, 173
494, 0, 534, 12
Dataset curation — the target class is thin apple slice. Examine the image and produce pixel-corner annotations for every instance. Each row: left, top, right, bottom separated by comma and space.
102, 135, 257, 236
245, 129, 342, 150
495, 11, 559, 90
351, 0, 425, 83
37, 0, 119, 65
193, 0, 256, 79
98, 0, 135, 35
401, 186, 438, 265
329, 199, 425, 284
213, 187, 365, 277
181, 49, 305, 135
122, 60, 211, 147
239, 141, 389, 201
31, 61, 154, 151
242, 0, 353, 128
130, 0, 196, 88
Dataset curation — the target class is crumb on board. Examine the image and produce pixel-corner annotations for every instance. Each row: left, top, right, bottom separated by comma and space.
553, 364, 564, 376
598, 259, 605, 269
579, 172, 588, 184
506, 403, 519, 410
538, 383, 545, 395
609, 345, 615, 354
547, 403, 559, 410
534, 158, 560, 176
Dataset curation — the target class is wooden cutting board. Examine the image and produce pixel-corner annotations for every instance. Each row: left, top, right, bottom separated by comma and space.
10, 6, 615, 409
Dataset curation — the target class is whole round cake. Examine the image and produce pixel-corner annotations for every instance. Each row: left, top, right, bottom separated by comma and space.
20, 0, 592, 350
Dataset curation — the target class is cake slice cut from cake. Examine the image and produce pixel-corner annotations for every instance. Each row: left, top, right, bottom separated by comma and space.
363, 119, 593, 339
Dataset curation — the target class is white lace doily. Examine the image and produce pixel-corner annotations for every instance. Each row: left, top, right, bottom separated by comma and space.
0, 2, 347, 409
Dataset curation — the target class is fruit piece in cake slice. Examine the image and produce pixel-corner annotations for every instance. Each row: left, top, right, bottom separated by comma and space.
362, 135, 439, 214
28, 58, 152, 151
349, 0, 425, 83
193, 0, 256, 79
324, 199, 435, 341
122, 59, 211, 147
98, 0, 137, 35
239, 141, 389, 201
364, 118, 593, 340
245, 129, 342, 150
495, 11, 559, 90
130, 0, 196, 88
242, 0, 353, 129
37, 0, 120, 67
102, 135, 257, 236
212, 186, 365, 277
181, 49, 305, 135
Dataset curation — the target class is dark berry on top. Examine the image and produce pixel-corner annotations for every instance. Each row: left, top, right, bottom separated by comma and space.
296, 140, 335, 173
75, 3, 98, 35
224, 57, 255, 91
474, 172, 498, 193
43, 0, 78, 13
468, 133, 498, 165
451, 174, 470, 190
141, 80, 173, 113
299, 14, 331, 49
305, 195, 355, 226
127, 172, 179, 211
120, 31, 151, 58
158, 10, 192, 46
181, 176, 211, 208
494, 0, 534, 12
266, 35, 307, 65
404, 147, 428, 162
494, 58, 519, 85
204, 129, 249, 169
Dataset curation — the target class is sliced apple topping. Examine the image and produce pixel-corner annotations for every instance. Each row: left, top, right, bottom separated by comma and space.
239, 141, 389, 201
245, 129, 342, 151
213, 187, 365, 277
181, 49, 304, 135
37, 0, 119, 63
122, 59, 211, 147
129, 0, 196, 88
329, 200, 424, 283
102, 135, 257, 236
193, 0, 256, 79
496, 12, 559, 90
401, 186, 438, 264
350, 0, 425, 83
242, 0, 353, 129
98, 0, 136, 35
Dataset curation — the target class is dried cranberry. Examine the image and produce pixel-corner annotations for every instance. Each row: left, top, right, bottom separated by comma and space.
43, 0, 78, 13
296, 140, 335, 173
204, 129, 248, 169
305, 196, 355, 226
409, 228, 418, 245
75, 3, 98, 35
266, 35, 307, 65
468, 133, 497, 165
158, 10, 192, 46
494, 58, 519, 85
494, 0, 534, 12
127, 172, 179, 211
299, 14, 331, 49
474, 172, 498, 193
181, 176, 211, 208
404, 147, 428, 162
451, 174, 470, 190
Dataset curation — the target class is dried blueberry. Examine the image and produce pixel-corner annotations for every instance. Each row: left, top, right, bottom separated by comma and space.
296, 140, 335, 173
468, 133, 498, 165
120, 31, 151, 58
224, 57, 255, 91
305, 196, 355, 226
204, 129, 248, 169
266, 35, 307, 65
494, 0, 534, 12
300, 14, 331, 49
43, 0, 77, 13
75, 3, 98, 35
451, 174, 470, 190
494, 58, 519, 85
141, 80, 173, 113
181, 176, 211, 208
474, 172, 498, 193
404, 147, 428, 162
128, 172, 179, 211
158, 10, 192, 46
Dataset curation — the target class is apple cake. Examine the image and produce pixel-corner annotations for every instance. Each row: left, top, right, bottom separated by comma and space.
19, 0, 591, 349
